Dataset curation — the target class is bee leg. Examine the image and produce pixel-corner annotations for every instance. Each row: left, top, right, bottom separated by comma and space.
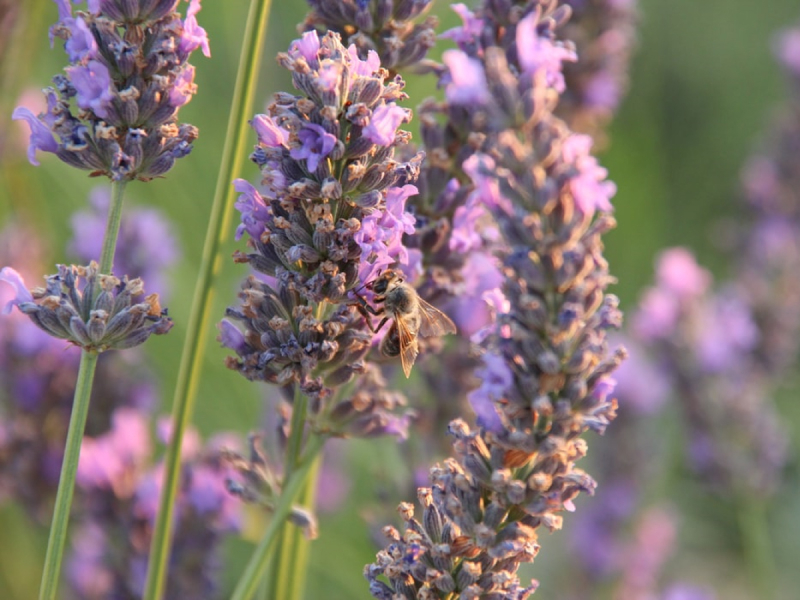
374, 317, 389, 333
350, 292, 385, 332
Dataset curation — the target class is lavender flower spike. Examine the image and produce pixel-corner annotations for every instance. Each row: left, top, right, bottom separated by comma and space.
223, 30, 424, 438
14, 0, 210, 180
367, 5, 625, 597
7, 262, 172, 352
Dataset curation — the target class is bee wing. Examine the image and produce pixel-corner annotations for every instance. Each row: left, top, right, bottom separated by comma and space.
417, 298, 457, 338
394, 316, 419, 378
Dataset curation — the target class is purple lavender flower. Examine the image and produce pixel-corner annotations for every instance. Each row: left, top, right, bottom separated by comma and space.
13, 0, 209, 180
290, 123, 338, 172
516, 11, 577, 92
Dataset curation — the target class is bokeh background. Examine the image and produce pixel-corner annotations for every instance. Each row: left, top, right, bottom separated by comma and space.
1, 0, 799, 598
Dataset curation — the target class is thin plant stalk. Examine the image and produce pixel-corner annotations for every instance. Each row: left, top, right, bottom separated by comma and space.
284, 455, 321, 600
141, 0, 275, 597
267, 388, 315, 600
38, 179, 128, 600
231, 433, 326, 600
737, 492, 776, 599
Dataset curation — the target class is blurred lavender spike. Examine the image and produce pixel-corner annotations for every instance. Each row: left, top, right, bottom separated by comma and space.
11, 0, 210, 180
69, 186, 180, 300
629, 248, 788, 496
69, 409, 241, 599
558, 0, 639, 143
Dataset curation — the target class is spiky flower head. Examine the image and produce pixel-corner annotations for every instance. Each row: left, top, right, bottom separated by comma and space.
1, 262, 172, 352
220, 29, 423, 435
12, 0, 210, 180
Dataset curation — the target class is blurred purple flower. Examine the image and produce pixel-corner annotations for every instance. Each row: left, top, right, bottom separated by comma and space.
363, 104, 408, 146
442, 49, 490, 105
516, 11, 577, 92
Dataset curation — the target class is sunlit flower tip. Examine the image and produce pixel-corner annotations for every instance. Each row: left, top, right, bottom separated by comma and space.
179, 0, 211, 58
562, 134, 616, 215
251, 114, 289, 147
516, 12, 577, 92
442, 49, 490, 105
14, 262, 173, 352
168, 65, 197, 107
347, 46, 380, 76
0, 267, 34, 314
11, 107, 58, 166
291, 30, 321, 63
363, 105, 409, 146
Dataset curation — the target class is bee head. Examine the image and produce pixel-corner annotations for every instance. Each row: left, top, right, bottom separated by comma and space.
368, 269, 401, 294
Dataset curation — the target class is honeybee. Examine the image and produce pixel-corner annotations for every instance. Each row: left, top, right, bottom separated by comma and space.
354, 269, 457, 377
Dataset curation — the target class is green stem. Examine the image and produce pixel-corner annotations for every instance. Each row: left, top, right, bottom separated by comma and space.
231, 434, 326, 600
99, 180, 127, 274
285, 454, 322, 600
141, 0, 274, 598
736, 493, 776, 599
267, 388, 310, 600
38, 352, 98, 600
38, 179, 128, 600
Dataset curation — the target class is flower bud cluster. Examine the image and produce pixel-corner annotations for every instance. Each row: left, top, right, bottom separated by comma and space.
302, 0, 437, 73
2, 261, 172, 352
366, 6, 624, 597
12, 0, 210, 180
221, 30, 420, 436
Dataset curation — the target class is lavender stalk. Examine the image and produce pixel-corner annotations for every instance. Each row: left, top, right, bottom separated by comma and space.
142, 0, 274, 597
37, 178, 124, 600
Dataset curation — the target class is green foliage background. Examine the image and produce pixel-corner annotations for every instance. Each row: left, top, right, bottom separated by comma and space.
1, 0, 799, 598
